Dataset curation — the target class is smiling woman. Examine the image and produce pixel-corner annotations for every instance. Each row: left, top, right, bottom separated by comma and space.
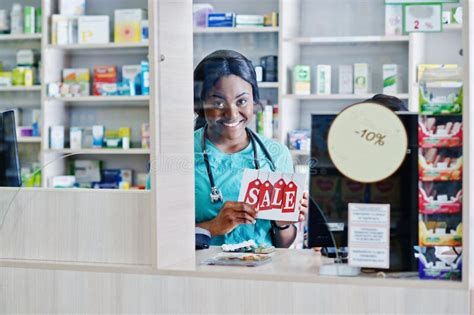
193, 50, 308, 248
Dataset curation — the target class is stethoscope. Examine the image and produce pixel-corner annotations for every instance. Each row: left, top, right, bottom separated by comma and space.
201, 124, 276, 203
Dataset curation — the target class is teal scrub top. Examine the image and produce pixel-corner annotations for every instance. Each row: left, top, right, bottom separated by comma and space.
194, 127, 294, 246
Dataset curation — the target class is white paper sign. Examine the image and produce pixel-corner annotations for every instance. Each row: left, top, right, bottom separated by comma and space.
238, 169, 306, 222
348, 203, 390, 269
404, 4, 442, 33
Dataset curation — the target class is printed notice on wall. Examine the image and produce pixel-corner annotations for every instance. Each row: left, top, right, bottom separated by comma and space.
348, 203, 390, 269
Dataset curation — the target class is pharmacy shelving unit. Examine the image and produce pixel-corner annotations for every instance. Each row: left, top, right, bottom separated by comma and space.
41, 0, 152, 188
0, 0, 43, 180
277, 0, 467, 284
278, 0, 414, 142
0, 0, 197, 286
409, 1, 465, 282
192, 0, 280, 108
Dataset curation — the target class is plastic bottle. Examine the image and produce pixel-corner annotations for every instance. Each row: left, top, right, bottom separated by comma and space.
10, 3, 23, 35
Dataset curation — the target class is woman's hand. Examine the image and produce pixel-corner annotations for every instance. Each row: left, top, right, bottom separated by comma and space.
207, 201, 258, 237
275, 191, 309, 226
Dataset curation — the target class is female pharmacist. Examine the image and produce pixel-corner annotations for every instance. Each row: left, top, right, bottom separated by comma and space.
194, 50, 308, 248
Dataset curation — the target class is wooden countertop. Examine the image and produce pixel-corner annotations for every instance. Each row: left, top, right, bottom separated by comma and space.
0, 246, 466, 290
195, 246, 327, 276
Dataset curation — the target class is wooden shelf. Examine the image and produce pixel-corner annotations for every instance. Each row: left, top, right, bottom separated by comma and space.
443, 24, 462, 31
46, 42, 148, 55
258, 82, 279, 88
0, 33, 42, 41
290, 150, 310, 156
45, 148, 150, 155
444, 24, 462, 31
194, 26, 279, 34
282, 93, 410, 100
0, 85, 41, 92
47, 42, 148, 50
45, 95, 150, 105
284, 35, 409, 44
17, 136, 41, 143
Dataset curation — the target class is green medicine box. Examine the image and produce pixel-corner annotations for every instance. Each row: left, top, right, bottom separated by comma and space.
293, 65, 311, 95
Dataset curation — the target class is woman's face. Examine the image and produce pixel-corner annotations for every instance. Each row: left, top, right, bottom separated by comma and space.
203, 74, 254, 142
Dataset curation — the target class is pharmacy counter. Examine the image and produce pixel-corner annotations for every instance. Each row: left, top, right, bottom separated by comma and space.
1, 246, 470, 313
0, 188, 470, 313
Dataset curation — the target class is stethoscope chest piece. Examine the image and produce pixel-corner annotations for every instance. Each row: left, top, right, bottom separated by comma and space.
210, 186, 223, 203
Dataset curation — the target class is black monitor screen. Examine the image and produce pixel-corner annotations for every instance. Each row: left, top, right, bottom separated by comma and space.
0, 110, 21, 187
308, 113, 418, 271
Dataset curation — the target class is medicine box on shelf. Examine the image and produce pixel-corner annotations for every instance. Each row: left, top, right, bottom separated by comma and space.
419, 68, 463, 115
114, 9, 147, 43
418, 151, 462, 182
419, 221, 462, 247
419, 187, 462, 215
415, 247, 462, 281
418, 119, 462, 148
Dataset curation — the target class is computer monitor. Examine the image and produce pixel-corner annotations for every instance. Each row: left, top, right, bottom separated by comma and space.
0, 110, 22, 187
308, 112, 419, 271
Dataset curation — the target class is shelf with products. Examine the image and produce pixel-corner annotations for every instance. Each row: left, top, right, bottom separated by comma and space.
0, 85, 41, 92
0, 34, 42, 41
0, 0, 44, 185
48, 1, 149, 48
194, 26, 279, 34
279, 1, 410, 140
41, 0, 152, 189
193, 0, 280, 106
415, 20, 465, 280
42, 154, 151, 190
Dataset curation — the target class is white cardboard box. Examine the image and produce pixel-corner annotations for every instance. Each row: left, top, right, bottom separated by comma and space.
114, 9, 147, 43
383, 64, 401, 94
339, 65, 353, 94
50, 125, 65, 149
52, 15, 69, 45
385, 4, 403, 36
78, 16, 110, 44
354, 63, 371, 94
60, 0, 85, 16
263, 105, 273, 139
316, 65, 331, 95
70, 127, 82, 150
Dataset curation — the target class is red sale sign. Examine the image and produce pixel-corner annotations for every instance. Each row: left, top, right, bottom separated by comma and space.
258, 180, 274, 211
281, 181, 298, 213
270, 179, 285, 209
238, 169, 306, 222
243, 178, 262, 207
